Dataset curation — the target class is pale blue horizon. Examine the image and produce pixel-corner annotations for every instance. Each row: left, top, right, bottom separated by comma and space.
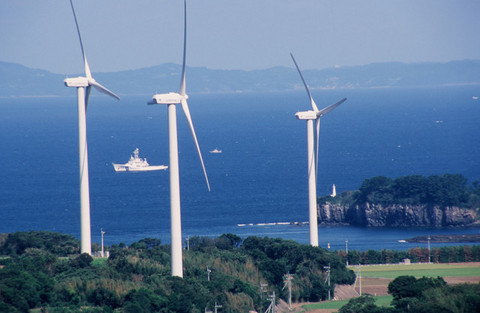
1, 0, 479, 74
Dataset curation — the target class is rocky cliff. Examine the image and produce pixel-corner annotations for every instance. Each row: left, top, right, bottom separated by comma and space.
318, 203, 478, 227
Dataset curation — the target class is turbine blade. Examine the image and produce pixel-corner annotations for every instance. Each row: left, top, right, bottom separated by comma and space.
85, 85, 92, 111
181, 99, 210, 191
317, 98, 347, 117
290, 53, 319, 112
179, 0, 187, 96
69, 0, 92, 79
84, 56, 93, 80
91, 81, 120, 100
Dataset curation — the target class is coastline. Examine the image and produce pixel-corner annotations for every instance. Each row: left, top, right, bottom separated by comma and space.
406, 234, 480, 243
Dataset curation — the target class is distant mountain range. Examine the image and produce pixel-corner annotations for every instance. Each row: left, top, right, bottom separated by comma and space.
1, 60, 480, 97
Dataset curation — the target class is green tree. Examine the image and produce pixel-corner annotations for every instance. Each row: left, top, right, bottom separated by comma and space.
122, 288, 166, 313
364, 250, 381, 264
0, 231, 79, 256
388, 275, 418, 300
130, 238, 162, 250
0, 266, 53, 312
356, 176, 394, 205
388, 276, 446, 310
392, 175, 427, 205
339, 295, 389, 313
86, 286, 121, 309
425, 174, 468, 206
215, 233, 242, 250
69, 253, 93, 269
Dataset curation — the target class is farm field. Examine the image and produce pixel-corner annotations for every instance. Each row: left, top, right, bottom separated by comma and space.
302, 295, 393, 311
296, 262, 480, 313
352, 262, 480, 279
350, 262, 480, 296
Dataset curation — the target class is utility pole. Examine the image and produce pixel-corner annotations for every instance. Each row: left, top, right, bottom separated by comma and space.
101, 229, 106, 258
264, 291, 276, 313
324, 265, 331, 300
260, 282, 268, 300
358, 264, 362, 296
283, 273, 293, 310
186, 236, 190, 251
427, 235, 431, 264
260, 281, 268, 312
345, 240, 349, 267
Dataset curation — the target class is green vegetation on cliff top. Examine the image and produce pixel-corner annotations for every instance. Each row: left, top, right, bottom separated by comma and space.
319, 174, 480, 210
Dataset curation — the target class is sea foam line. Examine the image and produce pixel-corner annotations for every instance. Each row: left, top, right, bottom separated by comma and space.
237, 221, 308, 227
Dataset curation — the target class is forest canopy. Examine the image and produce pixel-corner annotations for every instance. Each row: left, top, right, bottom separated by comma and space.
0, 231, 354, 313
320, 174, 480, 208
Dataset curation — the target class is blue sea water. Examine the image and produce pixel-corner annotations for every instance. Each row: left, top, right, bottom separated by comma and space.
1, 86, 479, 251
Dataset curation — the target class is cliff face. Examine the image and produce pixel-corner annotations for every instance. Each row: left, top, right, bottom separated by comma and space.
318, 203, 478, 227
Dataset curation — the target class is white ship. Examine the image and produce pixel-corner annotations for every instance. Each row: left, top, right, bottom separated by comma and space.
112, 148, 168, 172
209, 148, 222, 154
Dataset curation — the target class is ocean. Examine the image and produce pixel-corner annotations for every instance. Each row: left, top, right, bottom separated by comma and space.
1, 86, 479, 251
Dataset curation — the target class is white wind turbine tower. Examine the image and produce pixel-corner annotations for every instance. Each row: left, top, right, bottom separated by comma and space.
64, 0, 120, 255
148, 0, 210, 278
291, 53, 346, 247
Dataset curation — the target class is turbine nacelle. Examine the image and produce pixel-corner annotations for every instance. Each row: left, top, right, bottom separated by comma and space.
65, 76, 120, 100
149, 92, 188, 105
295, 110, 318, 120
64, 76, 89, 88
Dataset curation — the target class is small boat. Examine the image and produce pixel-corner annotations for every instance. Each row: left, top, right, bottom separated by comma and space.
209, 148, 222, 154
112, 148, 168, 172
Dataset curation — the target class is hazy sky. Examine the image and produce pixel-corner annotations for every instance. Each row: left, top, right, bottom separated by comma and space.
1, 0, 480, 74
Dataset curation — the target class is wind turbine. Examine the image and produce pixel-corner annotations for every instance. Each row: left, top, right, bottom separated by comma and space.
64, 0, 120, 255
148, 0, 210, 278
290, 53, 346, 247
